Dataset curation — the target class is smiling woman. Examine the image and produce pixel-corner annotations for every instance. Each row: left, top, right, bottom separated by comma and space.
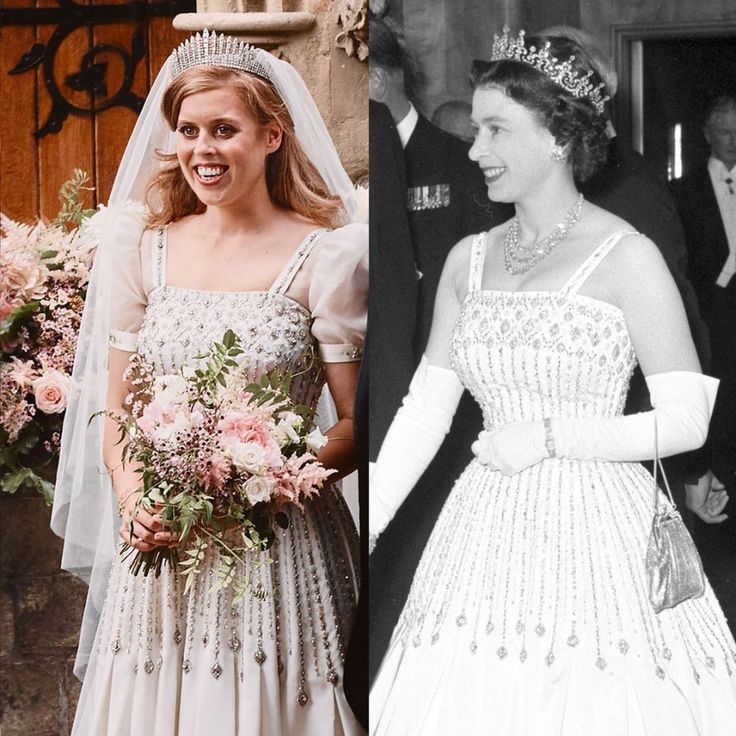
50, 31, 367, 736
369, 29, 736, 736
145, 66, 343, 231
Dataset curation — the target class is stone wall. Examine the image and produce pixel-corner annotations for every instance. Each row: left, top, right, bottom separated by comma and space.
0, 490, 86, 735
284, 0, 369, 181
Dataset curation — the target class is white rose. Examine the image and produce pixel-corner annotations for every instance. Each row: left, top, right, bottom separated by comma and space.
306, 427, 328, 453
152, 408, 192, 445
244, 475, 276, 505
273, 412, 304, 447
153, 374, 188, 404
153, 423, 176, 444
223, 439, 266, 474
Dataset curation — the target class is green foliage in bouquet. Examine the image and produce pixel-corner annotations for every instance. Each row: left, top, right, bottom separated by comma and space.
104, 330, 333, 601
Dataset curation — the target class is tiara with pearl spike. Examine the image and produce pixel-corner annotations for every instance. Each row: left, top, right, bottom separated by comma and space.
169, 29, 273, 82
490, 26, 609, 114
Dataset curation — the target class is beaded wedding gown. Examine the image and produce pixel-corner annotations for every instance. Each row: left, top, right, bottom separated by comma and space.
72, 226, 366, 736
370, 231, 736, 735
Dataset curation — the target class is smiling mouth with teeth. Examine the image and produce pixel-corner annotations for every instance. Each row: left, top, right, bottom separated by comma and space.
483, 166, 506, 180
195, 165, 229, 181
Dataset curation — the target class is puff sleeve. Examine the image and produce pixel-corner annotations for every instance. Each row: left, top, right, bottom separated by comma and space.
107, 209, 150, 352
307, 223, 368, 363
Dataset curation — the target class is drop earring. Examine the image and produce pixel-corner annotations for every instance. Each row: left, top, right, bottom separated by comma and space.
550, 145, 566, 163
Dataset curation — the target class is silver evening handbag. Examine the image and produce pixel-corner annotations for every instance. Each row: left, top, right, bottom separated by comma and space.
645, 420, 706, 613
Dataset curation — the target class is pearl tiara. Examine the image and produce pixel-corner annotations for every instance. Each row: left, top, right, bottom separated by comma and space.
490, 26, 609, 114
169, 29, 273, 83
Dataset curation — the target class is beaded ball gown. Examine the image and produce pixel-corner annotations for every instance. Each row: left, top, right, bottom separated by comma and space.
370, 231, 736, 735
72, 226, 366, 736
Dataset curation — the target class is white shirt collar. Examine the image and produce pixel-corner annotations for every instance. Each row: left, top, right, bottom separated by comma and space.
706, 158, 736, 288
708, 156, 736, 180
395, 103, 419, 149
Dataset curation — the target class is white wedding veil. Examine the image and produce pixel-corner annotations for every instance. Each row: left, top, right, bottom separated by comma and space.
51, 32, 359, 677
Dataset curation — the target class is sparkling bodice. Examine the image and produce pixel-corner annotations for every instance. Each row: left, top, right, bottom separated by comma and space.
451, 231, 638, 430
136, 228, 326, 410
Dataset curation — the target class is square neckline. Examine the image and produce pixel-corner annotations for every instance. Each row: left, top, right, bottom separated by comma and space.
151, 225, 328, 316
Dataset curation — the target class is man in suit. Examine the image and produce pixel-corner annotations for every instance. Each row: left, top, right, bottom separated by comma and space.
672, 95, 736, 382
367, 100, 418, 463
673, 95, 736, 635
369, 18, 509, 358
366, 96, 424, 684
368, 17, 512, 683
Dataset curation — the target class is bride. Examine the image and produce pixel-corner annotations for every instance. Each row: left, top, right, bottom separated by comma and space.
51, 31, 367, 735
370, 29, 736, 735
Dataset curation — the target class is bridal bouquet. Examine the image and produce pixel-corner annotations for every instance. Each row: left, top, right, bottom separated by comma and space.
105, 330, 334, 598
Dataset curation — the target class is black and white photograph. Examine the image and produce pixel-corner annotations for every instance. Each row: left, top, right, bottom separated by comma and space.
368, 0, 736, 733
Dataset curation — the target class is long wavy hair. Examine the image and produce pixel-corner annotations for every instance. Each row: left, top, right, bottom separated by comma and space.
145, 66, 343, 228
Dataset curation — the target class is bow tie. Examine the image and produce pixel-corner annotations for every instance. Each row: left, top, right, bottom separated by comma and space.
726, 177, 734, 195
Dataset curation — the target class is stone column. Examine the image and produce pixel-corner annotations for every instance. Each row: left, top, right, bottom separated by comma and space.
174, 1, 317, 48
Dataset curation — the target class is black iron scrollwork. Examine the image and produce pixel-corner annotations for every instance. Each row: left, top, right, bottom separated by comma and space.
0, 0, 194, 138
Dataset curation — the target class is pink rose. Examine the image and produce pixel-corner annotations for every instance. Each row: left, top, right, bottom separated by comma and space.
219, 412, 282, 466
33, 369, 71, 414
1, 254, 48, 304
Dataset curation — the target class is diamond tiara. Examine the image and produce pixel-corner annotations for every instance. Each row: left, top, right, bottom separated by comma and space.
490, 26, 609, 114
169, 29, 273, 83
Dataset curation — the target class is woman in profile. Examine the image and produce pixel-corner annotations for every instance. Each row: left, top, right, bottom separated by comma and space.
370, 30, 736, 735
52, 31, 367, 735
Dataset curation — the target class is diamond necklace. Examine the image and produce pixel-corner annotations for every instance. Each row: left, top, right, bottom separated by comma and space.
504, 193, 585, 275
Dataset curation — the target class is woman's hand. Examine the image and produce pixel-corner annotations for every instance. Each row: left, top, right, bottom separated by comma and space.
685, 471, 729, 524
119, 493, 178, 551
471, 421, 547, 475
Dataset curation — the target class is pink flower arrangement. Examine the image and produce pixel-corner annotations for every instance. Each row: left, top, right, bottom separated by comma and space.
1, 171, 97, 502
106, 330, 334, 595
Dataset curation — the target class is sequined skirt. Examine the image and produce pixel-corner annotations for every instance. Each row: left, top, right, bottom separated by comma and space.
72, 485, 364, 736
370, 458, 736, 736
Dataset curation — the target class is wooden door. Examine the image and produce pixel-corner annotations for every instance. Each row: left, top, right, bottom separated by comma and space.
0, 0, 195, 223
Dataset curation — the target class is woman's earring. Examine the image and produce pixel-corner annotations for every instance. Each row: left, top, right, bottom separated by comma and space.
550, 145, 566, 163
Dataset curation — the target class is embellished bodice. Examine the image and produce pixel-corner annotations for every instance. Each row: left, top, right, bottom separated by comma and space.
450, 231, 638, 431
136, 227, 327, 410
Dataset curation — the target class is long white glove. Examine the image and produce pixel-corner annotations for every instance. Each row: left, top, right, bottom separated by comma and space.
472, 371, 719, 473
369, 356, 464, 548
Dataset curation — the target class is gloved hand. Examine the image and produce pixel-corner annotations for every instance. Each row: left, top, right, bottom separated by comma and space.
471, 420, 547, 475
472, 371, 719, 473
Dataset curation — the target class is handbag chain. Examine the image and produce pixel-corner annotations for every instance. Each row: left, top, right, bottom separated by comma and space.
652, 418, 675, 512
